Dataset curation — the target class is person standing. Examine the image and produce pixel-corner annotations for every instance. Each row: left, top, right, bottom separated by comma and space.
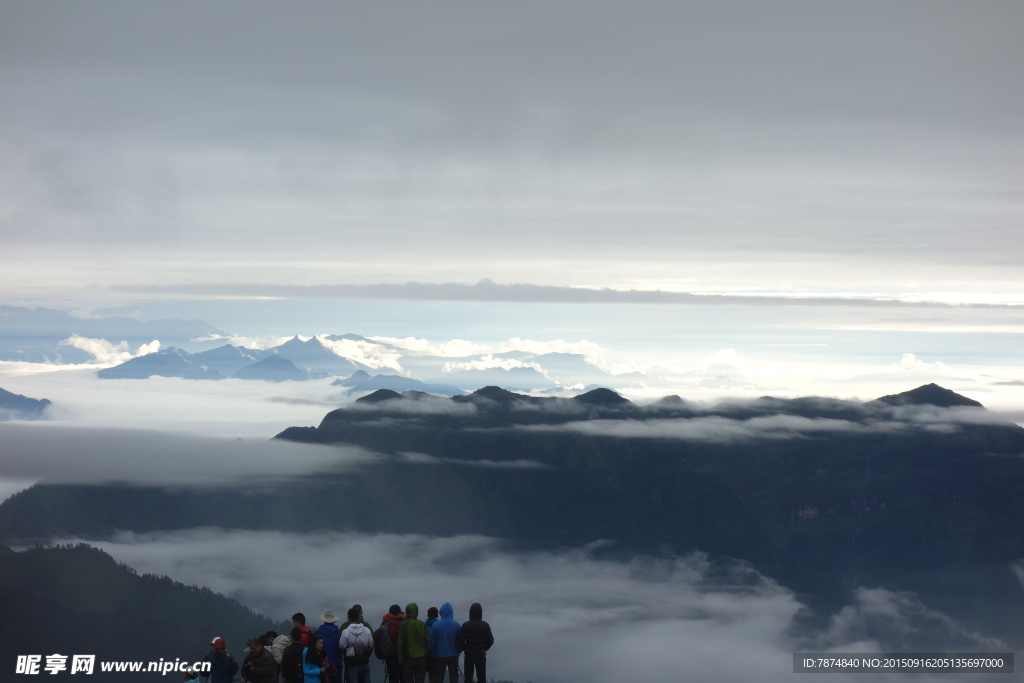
423, 608, 439, 683
316, 610, 344, 683
377, 605, 403, 683
303, 634, 329, 683
293, 613, 314, 648
202, 637, 239, 683
426, 603, 460, 683
457, 604, 493, 683
339, 607, 375, 683
242, 636, 279, 683
397, 603, 428, 683
271, 630, 293, 673
281, 628, 306, 683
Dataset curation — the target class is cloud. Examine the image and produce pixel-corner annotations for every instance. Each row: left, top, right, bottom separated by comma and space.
190, 334, 294, 350
58, 334, 160, 365
106, 280, 1019, 309
890, 353, 954, 375
68, 529, 1008, 683
879, 404, 1015, 427
0, 424, 377, 488
0, 369, 348, 437
368, 337, 493, 358
397, 451, 546, 470
524, 415, 877, 444
316, 335, 404, 371
348, 398, 478, 417
441, 354, 546, 374
819, 588, 1007, 653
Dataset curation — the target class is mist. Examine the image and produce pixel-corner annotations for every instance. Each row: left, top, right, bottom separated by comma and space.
0, 424, 374, 493
70, 528, 1012, 683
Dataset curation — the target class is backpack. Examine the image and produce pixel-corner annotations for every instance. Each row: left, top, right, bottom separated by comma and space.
372, 621, 397, 660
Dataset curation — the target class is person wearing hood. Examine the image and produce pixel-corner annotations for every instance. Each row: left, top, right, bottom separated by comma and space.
423, 607, 439, 681
339, 607, 374, 683
315, 610, 343, 682
426, 603, 460, 683
380, 604, 404, 683
457, 603, 493, 683
397, 602, 428, 683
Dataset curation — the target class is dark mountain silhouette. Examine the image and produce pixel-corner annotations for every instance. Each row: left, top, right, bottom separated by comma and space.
2, 385, 1023, 646
873, 383, 985, 408
356, 388, 404, 403
97, 348, 222, 380
573, 387, 631, 406
0, 386, 51, 420
455, 385, 531, 405
0, 543, 275, 668
233, 355, 312, 382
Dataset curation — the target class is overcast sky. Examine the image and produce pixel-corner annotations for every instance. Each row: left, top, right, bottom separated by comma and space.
2, 1, 1022, 298
1, 2, 1022, 407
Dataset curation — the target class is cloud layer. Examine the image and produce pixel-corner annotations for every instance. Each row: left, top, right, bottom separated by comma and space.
70, 529, 1010, 683
0, 424, 372, 489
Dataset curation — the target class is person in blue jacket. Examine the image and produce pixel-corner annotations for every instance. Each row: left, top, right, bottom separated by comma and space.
426, 602, 460, 683
303, 634, 329, 683
315, 610, 343, 682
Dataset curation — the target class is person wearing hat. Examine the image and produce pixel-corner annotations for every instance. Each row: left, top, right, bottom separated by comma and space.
202, 637, 239, 683
314, 610, 343, 682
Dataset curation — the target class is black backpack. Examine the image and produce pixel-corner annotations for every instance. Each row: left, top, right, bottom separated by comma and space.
372, 621, 397, 660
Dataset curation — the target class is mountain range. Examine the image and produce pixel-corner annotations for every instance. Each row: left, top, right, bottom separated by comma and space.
0, 543, 276, 670
96, 336, 608, 392
0, 386, 51, 420
2, 383, 1022, 649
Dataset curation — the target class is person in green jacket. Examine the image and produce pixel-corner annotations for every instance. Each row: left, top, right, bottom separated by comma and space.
397, 602, 428, 683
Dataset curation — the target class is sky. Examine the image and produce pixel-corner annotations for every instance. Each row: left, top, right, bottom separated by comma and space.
1, 1, 1022, 410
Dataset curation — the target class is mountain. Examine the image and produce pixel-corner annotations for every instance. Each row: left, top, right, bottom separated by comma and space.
0, 543, 275, 667
2, 385, 1023, 646
873, 383, 985, 408
426, 365, 558, 393
0, 305, 222, 364
98, 337, 367, 380
192, 344, 270, 376
233, 355, 314, 382
97, 348, 222, 379
331, 370, 462, 396
0, 387, 51, 420
267, 336, 368, 375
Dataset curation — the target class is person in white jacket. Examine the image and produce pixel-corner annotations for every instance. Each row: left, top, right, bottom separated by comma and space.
338, 607, 375, 683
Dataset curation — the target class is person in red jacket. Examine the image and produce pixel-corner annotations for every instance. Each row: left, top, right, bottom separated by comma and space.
292, 613, 314, 648
380, 604, 404, 683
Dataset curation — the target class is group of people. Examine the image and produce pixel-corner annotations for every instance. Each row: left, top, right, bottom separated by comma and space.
196, 603, 494, 683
